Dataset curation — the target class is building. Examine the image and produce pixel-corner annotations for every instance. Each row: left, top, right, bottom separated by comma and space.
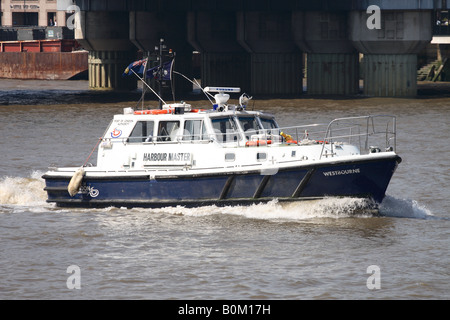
0, 1, 86, 81
0, 0, 68, 27
0, 0, 77, 41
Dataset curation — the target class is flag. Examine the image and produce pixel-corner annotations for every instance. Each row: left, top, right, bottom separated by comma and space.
122, 58, 148, 77
146, 60, 174, 81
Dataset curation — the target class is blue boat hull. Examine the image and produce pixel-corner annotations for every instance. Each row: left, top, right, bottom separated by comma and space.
43, 155, 401, 208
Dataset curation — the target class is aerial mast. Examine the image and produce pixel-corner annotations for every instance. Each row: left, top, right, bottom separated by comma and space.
154, 38, 174, 109
157, 38, 164, 109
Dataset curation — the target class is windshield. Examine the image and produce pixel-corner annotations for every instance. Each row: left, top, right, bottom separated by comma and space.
211, 117, 240, 143
238, 116, 261, 140
260, 117, 278, 130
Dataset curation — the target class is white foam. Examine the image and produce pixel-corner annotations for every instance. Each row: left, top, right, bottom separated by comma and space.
379, 195, 434, 219
155, 197, 377, 221
0, 171, 47, 207
154, 196, 435, 221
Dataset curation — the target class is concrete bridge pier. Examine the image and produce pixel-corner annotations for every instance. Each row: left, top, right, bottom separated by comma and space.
294, 11, 360, 95
350, 10, 432, 97
75, 11, 136, 90
188, 11, 250, 92
360, 54, 418, 97
237, 12, 303, 95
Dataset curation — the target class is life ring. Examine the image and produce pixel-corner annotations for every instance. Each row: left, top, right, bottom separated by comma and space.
315, 140, 329, 144
245, 140, 272, 147
134, 109, 204, 115
134, 109, 172, 115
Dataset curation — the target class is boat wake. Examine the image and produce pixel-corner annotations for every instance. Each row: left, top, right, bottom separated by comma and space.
0, 172, 47, 209
157, 195, 434, 221
0, 172, 434, 221
155, 197, 378, 221
378, 195, 434, 220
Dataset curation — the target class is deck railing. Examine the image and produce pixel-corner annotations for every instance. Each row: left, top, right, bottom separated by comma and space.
318, 115, 397, 158
230, 115, 397, 158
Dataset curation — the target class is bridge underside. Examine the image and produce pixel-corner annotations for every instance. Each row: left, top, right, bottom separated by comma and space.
72, 1, 434, 97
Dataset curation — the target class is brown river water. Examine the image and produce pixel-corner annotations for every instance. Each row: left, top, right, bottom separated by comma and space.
0, 79, 449, 300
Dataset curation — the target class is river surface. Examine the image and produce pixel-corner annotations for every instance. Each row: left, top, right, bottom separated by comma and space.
0, 79, 449, 300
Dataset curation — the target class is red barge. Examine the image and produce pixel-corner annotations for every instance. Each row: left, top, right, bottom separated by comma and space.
0, 39, 87, 80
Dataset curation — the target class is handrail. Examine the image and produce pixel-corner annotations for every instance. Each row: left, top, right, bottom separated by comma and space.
319, 115, 397, 159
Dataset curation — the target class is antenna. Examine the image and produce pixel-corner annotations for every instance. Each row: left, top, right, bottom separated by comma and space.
131, 69, 166, 105
158, 38, 164, 109
173, 70, 215, 105
154, 38, 175, 109
142, 54, 149, 110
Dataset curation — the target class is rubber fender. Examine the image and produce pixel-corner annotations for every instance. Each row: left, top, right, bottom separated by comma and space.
68, 168, 85, 197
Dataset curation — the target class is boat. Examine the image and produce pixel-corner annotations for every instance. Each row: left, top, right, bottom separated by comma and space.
42, 89, 401, 209
42, 46, 401, 209
0, 39, 87, 80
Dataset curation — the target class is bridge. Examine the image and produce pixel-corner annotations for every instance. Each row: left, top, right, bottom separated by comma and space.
67, 0, 450, 97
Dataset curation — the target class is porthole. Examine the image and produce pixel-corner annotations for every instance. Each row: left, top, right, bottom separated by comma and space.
225, 153, 236, 161
257, 153, 267, 161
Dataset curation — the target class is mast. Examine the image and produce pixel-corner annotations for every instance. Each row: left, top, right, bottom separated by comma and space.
158, 38, 164, 109
124, 39, 174, 108
154, 38, 175, 109
141, 51, 149, 110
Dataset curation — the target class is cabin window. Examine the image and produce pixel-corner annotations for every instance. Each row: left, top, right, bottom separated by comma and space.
157, 121, 180, 142
259, 117, 279, 136
238, 116, 261, 140
259, 117, 278, 130
257, 152, 267, 161
183, 120, 207, 141
211, 117, 240, 143
225, 153, 235, 161
128, 121, 154, 143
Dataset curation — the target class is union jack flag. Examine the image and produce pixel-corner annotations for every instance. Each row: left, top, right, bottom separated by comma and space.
122, 59, 148, 77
